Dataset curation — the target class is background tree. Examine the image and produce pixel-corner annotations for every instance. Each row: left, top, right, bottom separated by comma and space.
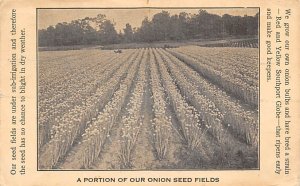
138, 17, 154, 42
38, 10, 259, 47
99, 20, 119, 44
123, 23, 134, 43
152, 11, 171, 41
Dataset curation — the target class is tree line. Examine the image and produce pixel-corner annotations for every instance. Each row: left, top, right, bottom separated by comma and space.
38, 10, 259, 46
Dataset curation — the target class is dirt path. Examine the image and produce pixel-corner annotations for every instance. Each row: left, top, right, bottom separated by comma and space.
91, 51, 146, 170
111, 49, 157, 170
130, 62, 156, 169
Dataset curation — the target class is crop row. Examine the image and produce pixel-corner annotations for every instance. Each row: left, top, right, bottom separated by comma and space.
38, 51, 124, 116
202, 39, 258, 48
38, 50, 137, 149
38, 51, 115, 111
38, 50, 133, 122
174, 46, 258, 80
61, 49, 146, 169
156, 48, 225, 143
171, 47, 258, 88
214, 47, 258, 69
39, 49, 97, 62
38, 49, 144, 169
39, 50, 106, 85
153, 48, 207, 151
149, 49, 172, 160
119, 50, 147, 168
191, 46, 258, 68
159, 48, 258, 145
39, 50, 125, 102
167, 49, 258, 107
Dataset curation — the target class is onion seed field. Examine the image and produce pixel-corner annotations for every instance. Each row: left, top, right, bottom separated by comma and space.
38, 46, 259, 170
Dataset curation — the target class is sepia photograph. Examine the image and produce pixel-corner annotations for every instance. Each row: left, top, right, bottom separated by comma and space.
37, 8, 259, 170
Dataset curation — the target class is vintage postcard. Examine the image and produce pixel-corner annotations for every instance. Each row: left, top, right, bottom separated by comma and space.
0, 0, 299, 185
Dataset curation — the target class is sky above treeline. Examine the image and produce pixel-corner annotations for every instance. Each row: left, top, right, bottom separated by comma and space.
38, 8, 259, 32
